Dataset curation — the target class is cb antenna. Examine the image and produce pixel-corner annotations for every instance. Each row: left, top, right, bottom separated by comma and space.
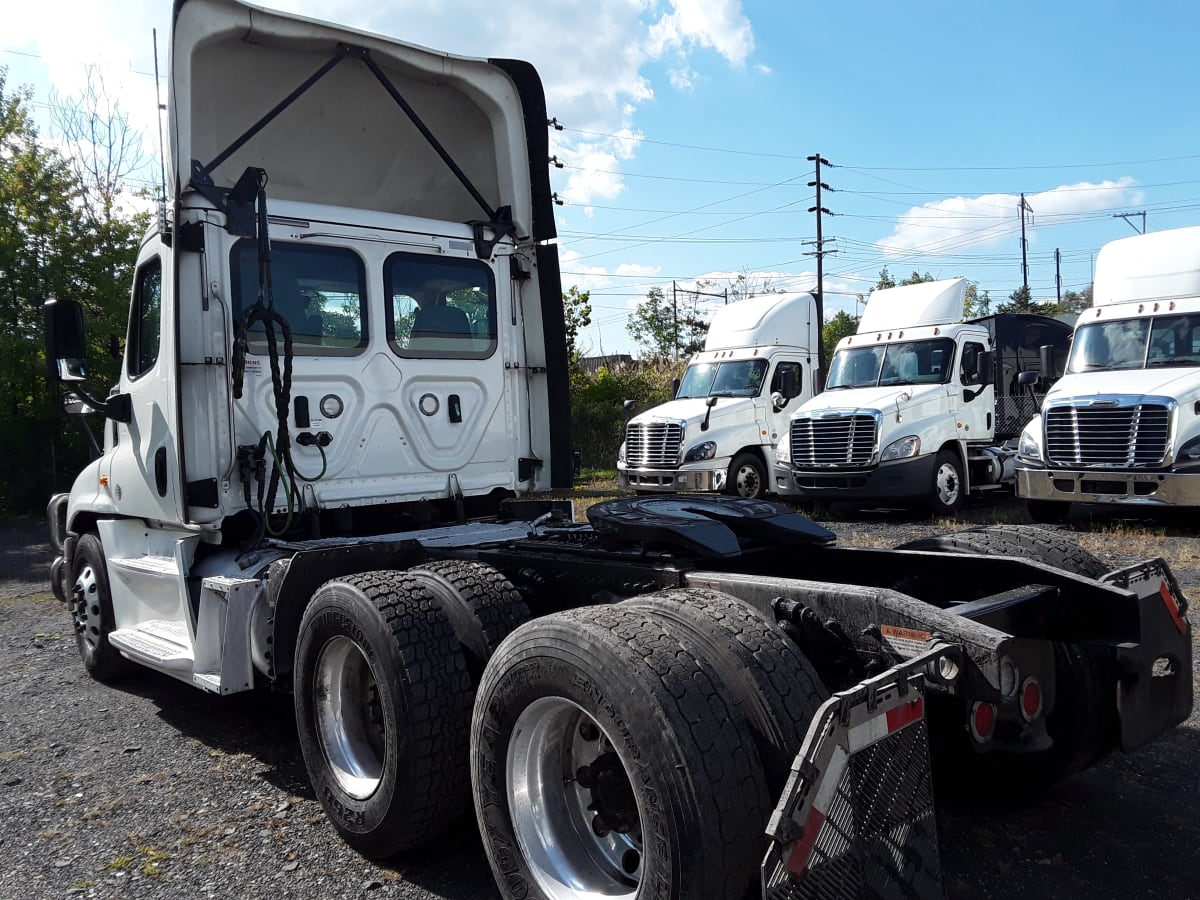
152, 28, 167, 204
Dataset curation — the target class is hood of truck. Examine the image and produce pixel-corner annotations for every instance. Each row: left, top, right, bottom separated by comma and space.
630, 396, 756, 430
1046, 368, 1200, 407
801, 383, 945, 415
170, 0, 552, 240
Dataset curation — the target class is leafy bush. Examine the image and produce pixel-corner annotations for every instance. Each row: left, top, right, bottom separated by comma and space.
571, 361, 684, 469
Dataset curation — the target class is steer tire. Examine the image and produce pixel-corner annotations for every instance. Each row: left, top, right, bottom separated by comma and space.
898, 526, 1116, 800
294, 571, 472, 858
727, 451, 768, 500
472, 603, 772, 900
927, 448, 965, 515
621, 587, 828, 795
69, 533, 134, 682
407, 560, 530, 682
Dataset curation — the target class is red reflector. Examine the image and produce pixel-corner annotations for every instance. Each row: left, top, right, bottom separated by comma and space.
1159, 582, 1188, 635
970, 701, 996, 742
886, 697, 924, 733
1020, 679, 1042, 721
784, 807, 827, 879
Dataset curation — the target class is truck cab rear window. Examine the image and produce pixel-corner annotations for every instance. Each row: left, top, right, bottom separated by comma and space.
231, 241, 367, 355
385, 252, 497, 359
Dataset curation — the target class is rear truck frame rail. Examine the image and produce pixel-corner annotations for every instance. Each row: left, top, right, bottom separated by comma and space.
763, 645, 958, 900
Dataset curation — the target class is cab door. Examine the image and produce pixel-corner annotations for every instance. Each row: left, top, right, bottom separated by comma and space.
957, 339, 994, 439
105, 242, 185, 525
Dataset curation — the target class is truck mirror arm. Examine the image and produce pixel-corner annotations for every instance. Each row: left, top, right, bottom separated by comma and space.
701, 395, 718, 431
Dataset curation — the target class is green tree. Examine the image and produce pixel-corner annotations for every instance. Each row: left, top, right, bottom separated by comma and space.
822, 310, 858, 362
1044, 285, 1091, 318
626, 286, 708, 361
997, 284, 1044, 314
963, 282, 992, 318
874, 268, 896, 291
899, 270, 935, 286
562, 285, 592, 361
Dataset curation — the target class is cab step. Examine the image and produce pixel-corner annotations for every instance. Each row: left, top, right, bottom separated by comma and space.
109, 619, 193, 671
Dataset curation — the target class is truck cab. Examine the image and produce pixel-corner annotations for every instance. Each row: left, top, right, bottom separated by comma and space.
774, 279, 1069, 513
617, 293, 816, 499
1017, 226, 1200, 521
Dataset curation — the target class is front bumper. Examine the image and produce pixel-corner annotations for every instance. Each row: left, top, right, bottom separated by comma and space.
772, 454, 938, 502
1016, 464, 1200, 507
618, 464, 725, 493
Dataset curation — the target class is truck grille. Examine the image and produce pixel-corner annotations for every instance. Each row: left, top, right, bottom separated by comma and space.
791, 415, 878, 467
1045, 403, 1171, 467
625, 422, 682, 467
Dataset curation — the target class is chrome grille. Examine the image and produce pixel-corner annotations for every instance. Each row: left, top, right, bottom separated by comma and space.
791, 414, 878, 467
625, 422, 682, 467
1045, 403, 1171, 467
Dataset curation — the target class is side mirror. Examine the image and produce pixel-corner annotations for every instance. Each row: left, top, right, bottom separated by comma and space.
670, 377, 681, 399
1017, 370, 1040, 387
779, 367, 799, 400
976, 349, 995, 382
771, 390, 787, 412
44, 297, 88, 383
1039, 344, 1057, 381
62, 391, 101, 416
705, 396, 718, 409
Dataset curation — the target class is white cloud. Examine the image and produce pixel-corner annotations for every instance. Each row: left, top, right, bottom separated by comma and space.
646, 0, 755, 66
877, 178, 1143, 258
668, 66, 700, 91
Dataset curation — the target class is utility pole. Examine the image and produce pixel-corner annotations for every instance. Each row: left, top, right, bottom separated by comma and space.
807, 154, 835, 387
1113, 211, 1147, 234
1019, 193, 1034, 291
671, 281, 679, 361
1055, 248, 1062, 305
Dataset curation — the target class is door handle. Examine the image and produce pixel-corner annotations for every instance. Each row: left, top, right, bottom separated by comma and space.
154, 446, 168, 497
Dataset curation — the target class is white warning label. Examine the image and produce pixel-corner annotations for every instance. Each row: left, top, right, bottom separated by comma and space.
880, 624, 932, 658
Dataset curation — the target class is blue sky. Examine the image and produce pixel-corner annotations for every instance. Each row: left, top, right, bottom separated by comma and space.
5, 1, 1198, 355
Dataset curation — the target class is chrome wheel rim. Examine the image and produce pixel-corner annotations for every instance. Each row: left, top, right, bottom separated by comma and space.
935, 462, 961, 507
735, 462, 762, 498
507, 697, 643, 899
71, 564, 103, 652
314, 637, 386, 800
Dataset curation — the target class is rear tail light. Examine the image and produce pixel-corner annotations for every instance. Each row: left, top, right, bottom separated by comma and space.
969, 701, 996, 743
1019, 677, 1043, 722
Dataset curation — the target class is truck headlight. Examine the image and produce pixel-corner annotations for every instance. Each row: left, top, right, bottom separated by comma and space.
683, 441, 717, 462
1175, 435, 1200, 466
618, 441, 626, 463
775, 435, 792, 464
1017, 429, 1042, 462
881, 435, 920, 461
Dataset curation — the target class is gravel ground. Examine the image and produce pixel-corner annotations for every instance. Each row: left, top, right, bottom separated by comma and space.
1, 499, 1197, 900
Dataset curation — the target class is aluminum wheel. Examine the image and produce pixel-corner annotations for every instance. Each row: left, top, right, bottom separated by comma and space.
933, 454, 963, 510
314, 636, 387, 800
728, 452, 766, 499
71, 564, 103, 652
507, 697, 643, 899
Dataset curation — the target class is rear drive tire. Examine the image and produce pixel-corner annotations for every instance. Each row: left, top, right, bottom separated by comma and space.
898, 526, 1116, 799
407, 560, 530, 682
727, 451, 767, 500
472, 603, 772, 900
294, 571, 472, 857
70, 533, 133, 682
621, 588, 827, 794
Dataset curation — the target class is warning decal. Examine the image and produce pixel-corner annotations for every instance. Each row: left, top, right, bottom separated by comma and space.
880, 624, 932, 658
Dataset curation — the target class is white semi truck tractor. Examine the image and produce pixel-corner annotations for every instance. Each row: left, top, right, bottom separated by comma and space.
1017, 225, 1200, 522
773, 278, 1071, 513
41, 2, 1191, 898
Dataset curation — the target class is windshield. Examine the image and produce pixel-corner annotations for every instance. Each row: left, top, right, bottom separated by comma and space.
825, 338, 956, 389
677, 359, 768, 398
1068, 315, 1200, 373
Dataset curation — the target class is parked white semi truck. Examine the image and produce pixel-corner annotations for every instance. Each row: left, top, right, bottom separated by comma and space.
1017, 225, 1200, 522
43, 3, 1191, 898
773, 278, 1071, 513
617, 292, 816, 499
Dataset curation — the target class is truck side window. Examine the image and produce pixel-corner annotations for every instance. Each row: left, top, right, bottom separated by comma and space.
230, 241, 368, 356
385, 252, 497, 359
770, 362, 803, 398
127, 257, 162, 379
960, 341, 986, 385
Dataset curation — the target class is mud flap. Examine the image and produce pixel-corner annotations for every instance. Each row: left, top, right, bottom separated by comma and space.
1102, 559, 1194, 752
762, 646, 959, 900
